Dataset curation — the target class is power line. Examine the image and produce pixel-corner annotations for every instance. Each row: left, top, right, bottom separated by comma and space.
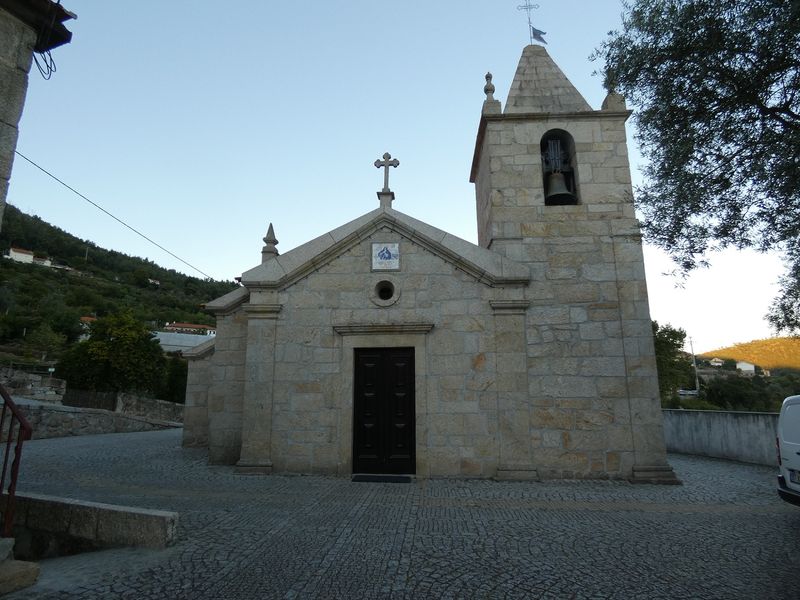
13, 150, 214, 280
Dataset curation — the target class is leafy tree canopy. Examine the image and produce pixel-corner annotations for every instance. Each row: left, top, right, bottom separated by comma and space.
56, 310, 166, 395
652, 321, 696, 405
595, 0, 800, 332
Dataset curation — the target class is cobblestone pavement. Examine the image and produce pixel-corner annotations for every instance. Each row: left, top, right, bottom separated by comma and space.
8, 429, 800, 599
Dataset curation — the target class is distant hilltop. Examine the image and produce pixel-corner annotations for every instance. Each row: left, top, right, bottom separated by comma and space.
700, 337, 800, 371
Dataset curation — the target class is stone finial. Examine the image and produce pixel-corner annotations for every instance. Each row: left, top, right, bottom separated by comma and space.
261, 223, 279, 262
482, 72, 502, 115
601, 90, 627, 111
484, 72, 495, 101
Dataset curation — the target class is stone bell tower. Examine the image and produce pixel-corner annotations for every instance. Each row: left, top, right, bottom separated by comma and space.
472, 45, 678, 482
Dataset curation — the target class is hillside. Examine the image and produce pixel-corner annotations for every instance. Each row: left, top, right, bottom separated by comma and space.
0, 204, 238, 351
701, 337, 800, 371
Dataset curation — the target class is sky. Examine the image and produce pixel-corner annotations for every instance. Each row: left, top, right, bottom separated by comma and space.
7, 0, 787, 354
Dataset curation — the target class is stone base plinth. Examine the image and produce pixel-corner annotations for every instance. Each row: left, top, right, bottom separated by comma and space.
629, 464, 681, 485
495, 465, 540, 481
235, 461, 273, 475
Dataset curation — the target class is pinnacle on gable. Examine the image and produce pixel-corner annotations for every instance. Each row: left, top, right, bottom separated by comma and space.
261, 223, 279, 262
504, 45, 592, 114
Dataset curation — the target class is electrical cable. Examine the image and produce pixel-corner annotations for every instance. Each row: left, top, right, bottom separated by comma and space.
34, 50, 56, 80
13, 150, 214, 280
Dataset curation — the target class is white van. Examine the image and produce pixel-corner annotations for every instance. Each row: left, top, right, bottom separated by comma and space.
777, 395, 800, 506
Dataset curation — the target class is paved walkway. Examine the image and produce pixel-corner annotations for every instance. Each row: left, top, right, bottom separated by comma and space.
8, 429, 800, 599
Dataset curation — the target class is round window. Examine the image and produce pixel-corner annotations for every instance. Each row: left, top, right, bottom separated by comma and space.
376, 280, 395, 301
370, 279, 400, 307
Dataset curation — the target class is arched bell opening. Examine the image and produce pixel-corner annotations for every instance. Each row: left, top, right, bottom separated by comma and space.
540, 129, 579, 206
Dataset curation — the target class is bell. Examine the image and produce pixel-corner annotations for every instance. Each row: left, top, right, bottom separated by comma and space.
545, 171, 577, 205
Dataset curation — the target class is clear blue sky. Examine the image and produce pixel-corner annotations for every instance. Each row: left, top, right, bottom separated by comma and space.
8, 0, 784, 352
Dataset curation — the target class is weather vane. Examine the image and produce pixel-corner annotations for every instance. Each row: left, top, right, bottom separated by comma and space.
517, 1, 547, 45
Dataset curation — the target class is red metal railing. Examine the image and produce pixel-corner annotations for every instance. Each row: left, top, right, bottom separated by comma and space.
0, 384, 32, 537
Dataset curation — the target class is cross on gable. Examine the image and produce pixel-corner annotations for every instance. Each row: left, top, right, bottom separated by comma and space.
374, 152, 400, 193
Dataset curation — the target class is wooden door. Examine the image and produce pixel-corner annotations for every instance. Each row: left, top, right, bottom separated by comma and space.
353, 348, 415, 474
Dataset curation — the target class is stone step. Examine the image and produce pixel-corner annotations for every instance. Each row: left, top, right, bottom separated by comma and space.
0, 559, 39, 596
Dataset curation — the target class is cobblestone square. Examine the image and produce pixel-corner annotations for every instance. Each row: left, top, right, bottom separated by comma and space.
9, 429, 800, 599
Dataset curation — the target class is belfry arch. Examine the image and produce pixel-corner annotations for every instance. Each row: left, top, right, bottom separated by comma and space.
540, 129, 579, 206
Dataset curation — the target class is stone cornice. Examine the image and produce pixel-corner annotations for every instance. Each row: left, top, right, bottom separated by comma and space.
244, 304, 282, 319
333, 323, 435, 336
182, 337, 216, 360
204, 286, 249, 316
1, 0, 76, 51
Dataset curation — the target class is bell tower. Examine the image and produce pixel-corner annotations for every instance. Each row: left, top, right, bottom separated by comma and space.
471, 44, 635, 257
472, 45, 678, 483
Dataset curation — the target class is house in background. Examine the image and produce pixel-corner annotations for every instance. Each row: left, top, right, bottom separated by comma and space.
5, 247, 53, 267
153, 331, 212, 354
5, 247, 34, 264
736, 361, 756, 376
164, 322, 216, 336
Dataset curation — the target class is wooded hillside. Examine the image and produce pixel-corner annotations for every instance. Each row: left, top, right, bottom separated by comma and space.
701, 337, 800, 371
0, 204, 238, 350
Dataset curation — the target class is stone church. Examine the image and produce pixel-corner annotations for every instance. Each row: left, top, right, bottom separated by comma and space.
183, 45, 678, 483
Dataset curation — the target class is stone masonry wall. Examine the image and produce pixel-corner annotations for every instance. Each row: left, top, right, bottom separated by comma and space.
0, 367, 66, 403
183, 353, 212, 447
206, 311, 246, 463
15, 403, 177, 440
474, 107, 666, 478
261, 229, 521, 478
0, 8, 36, 227
117, 393, 183, 423
63, 390, 183, 423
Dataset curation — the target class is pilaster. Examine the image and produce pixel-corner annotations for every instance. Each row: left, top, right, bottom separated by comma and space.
236, 302, 282, 474
491, 301, 538, 480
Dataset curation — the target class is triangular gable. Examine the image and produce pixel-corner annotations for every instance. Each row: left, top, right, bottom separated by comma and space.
240, 207, 530, 291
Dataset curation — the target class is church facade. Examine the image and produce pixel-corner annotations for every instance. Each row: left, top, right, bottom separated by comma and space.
182, 46, 678, 483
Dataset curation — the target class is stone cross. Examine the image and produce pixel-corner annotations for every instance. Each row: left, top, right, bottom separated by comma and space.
374, 152, 399, 193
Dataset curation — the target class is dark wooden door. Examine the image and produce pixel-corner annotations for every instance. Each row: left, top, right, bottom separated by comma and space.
353, 348, 415, 474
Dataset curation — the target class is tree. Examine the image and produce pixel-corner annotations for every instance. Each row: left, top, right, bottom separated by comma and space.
24, 323, 66, 360
652, 321, 695, 405
158, 355, 188, 404
56, 310, 166, 395
594, 0, 800, 332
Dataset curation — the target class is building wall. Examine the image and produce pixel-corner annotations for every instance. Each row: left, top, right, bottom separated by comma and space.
0, 8, 37, 229
267, 232, 508, 478
205, 311, 247, 463
473, 109, 665, 478
183, 354, 211, 448
191, 220, 660, 480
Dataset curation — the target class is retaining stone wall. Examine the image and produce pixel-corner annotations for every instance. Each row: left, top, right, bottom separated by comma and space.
662, 409, 778, 466
18, 403, 178, 440
0, 367, 65, 403
63, 390, 183, 423
2, 492, 178, 560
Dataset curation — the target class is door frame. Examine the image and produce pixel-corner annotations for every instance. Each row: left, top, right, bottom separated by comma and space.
335, 329, 430, 477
